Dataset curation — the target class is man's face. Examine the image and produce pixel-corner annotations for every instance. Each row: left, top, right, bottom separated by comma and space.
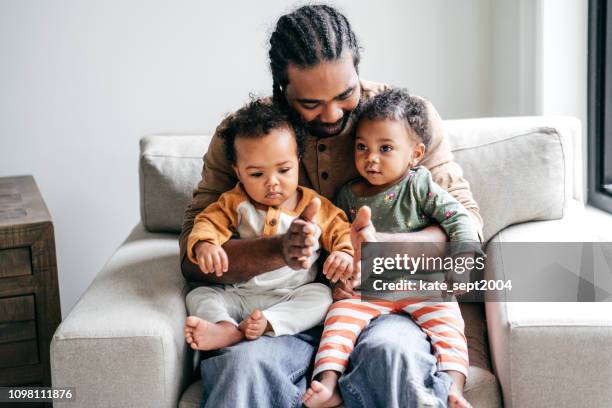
232, 126, 300, 208
285, 51, 361, 138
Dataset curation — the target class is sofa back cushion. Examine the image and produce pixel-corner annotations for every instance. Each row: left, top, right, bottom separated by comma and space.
139, 135, 212, 233
139, 117, 581, 242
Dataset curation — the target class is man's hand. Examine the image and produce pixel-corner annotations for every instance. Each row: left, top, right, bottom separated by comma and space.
323, 251, 353, 283
350, 206, 377, 276
194, 241, 229, 277
282, 198, 320, 270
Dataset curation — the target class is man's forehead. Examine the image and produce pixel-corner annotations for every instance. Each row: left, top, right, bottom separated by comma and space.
286, 54, 358, 101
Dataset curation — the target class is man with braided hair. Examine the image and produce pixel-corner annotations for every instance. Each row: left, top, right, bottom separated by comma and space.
180, 4, 483, 407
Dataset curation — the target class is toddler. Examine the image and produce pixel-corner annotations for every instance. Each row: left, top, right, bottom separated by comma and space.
184, 99, 354, 350
302, 89, 479, 408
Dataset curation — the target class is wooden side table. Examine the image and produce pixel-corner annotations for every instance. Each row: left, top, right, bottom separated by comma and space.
0, 175, 61, 387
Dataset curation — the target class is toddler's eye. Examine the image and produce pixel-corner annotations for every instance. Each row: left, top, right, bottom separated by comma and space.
279, 168, 291, 174
380, 145, 393, 152
356, 143, 367, 151
249, 172, 263, 178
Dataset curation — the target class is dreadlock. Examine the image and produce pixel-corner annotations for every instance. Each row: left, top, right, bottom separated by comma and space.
268, 4, 361, 109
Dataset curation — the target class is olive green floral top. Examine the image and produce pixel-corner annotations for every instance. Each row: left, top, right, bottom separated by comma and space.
336, 166, 480, 245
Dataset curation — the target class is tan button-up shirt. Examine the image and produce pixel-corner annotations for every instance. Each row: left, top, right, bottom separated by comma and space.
179, 79, 483, 264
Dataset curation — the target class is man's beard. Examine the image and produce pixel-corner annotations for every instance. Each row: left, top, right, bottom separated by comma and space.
288, 101, 361, 139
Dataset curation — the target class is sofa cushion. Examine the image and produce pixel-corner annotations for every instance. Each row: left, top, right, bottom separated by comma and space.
139, 117, 578, 243
139, 135, 212, 232
448, 125, 564, 242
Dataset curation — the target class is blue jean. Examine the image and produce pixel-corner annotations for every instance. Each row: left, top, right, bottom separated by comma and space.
199, 314, 452, 408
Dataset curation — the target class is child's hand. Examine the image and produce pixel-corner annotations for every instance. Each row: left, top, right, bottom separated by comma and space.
323, 251, 353, 284
194, 242, 228, 277
331, 279, 356, 300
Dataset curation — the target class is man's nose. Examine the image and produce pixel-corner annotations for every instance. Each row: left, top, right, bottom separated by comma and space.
320, 103, 343, 124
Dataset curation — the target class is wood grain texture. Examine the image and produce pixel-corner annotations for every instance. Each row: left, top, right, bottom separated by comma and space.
0, 247, 32, 278
0, 176, 61, 387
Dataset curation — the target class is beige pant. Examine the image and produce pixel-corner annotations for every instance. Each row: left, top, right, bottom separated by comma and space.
185, 283, 332, 336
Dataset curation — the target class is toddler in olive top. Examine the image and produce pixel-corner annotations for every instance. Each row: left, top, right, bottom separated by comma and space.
303, 89, 479, 408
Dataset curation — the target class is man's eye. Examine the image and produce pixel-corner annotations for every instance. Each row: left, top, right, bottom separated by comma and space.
301, 103, 318, 110
381, 145, 393, 152
356, 143, 367, 151
338, 89, 354, 100
249, 172, 263, 178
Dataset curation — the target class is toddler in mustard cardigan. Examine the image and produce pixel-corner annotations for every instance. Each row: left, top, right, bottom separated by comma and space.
184, 98, 354, 351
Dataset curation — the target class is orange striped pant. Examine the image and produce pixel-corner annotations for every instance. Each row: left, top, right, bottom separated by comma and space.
313, 296, 468, 379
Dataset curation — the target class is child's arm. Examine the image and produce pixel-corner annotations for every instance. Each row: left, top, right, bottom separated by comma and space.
412, 167, 483, 294
412, 167, 480, 244
186, 191, 240, 276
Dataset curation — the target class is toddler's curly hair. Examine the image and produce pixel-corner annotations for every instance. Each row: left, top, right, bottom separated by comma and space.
356, 88, 431, 148
219, 97, 305, 164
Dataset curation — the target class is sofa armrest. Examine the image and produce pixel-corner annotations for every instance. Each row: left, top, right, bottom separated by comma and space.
485, 203, 612, 408
51, 224, 192, 408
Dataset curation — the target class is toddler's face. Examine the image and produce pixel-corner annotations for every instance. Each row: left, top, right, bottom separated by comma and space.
233, 126, 300, 207
354, 118, 425, 190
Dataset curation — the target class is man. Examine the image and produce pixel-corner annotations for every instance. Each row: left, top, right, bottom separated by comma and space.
180, 4, 482, 407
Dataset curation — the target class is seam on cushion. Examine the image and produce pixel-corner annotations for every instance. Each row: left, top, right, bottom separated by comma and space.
54, 334, 175, 341
450, 127, 559, 152
141, 156, 149, 229
555, 128, 567, 219
159, 336, 167, 403
493, 232, 514, 407
507, 322, 612, 328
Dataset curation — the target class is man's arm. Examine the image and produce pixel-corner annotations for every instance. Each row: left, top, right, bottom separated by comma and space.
375, 224, 448, 243
418, 98, 484, 241
182, 236, 286, 283
375, 225, 449, 258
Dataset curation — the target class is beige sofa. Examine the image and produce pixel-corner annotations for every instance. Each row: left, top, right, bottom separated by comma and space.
52, 116, 609, 407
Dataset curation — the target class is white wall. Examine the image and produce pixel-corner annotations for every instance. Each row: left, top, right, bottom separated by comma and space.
0, 0, 494, 315
491, 0, 588, 195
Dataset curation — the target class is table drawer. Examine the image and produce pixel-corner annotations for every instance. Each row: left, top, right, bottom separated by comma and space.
0, 247, 32, 278
0, 295, 39, 369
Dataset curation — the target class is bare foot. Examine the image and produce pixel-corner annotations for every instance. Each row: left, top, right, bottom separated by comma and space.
446, 370, 471, 408
448, 390, 472, 408
184, 316, 243, 351
302, 371, 342, 408
238, 309, 270, 340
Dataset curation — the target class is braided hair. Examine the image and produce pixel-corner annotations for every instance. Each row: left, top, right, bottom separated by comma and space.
268, 4, 361, 109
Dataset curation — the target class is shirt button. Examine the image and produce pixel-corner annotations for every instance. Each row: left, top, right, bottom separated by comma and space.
318, 144, 326, 152
269, 219, 277, 226
321, 172, 329, 180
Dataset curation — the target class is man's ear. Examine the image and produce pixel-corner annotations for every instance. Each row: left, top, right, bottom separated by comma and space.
412, 143, 426, 166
